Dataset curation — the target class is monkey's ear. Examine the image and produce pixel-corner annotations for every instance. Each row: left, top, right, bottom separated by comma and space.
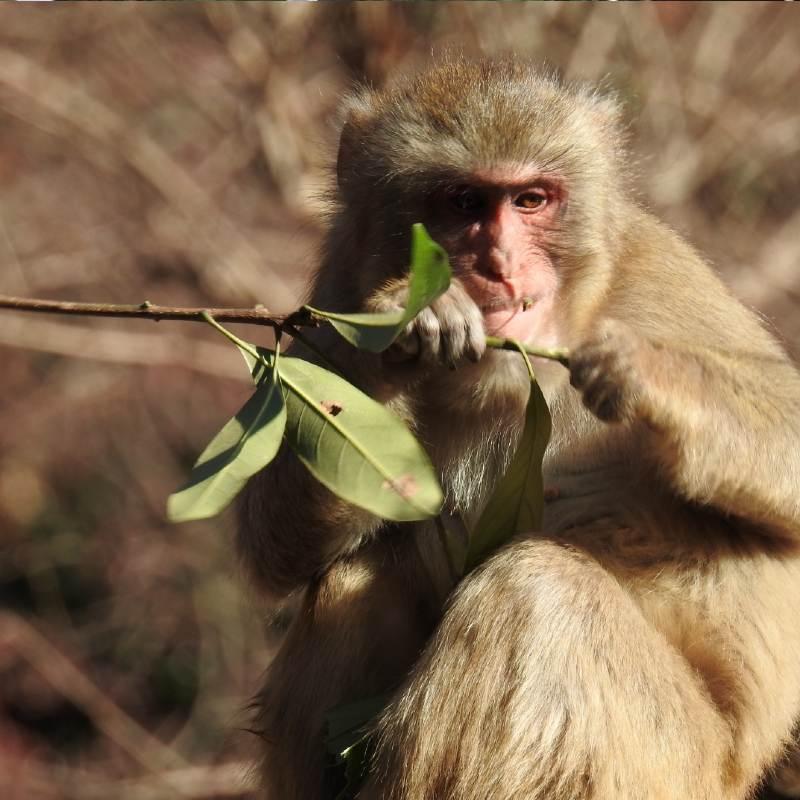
336, 91, 378, 200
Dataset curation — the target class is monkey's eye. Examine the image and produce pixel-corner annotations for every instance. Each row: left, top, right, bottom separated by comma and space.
447, 186, 486, 214
515, 190, 548, 211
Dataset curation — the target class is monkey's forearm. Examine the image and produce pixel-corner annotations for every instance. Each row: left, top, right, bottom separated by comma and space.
237, 446, 381, 599
639, 344, 800, 533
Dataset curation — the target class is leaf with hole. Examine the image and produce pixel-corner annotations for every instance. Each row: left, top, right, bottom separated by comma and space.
306, 223, 451, 353
279, 355, 443, 521
464, 376, 551, 571
167, 349, 286, 522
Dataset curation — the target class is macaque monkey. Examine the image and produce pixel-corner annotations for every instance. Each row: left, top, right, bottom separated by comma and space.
238, 60, 800, 799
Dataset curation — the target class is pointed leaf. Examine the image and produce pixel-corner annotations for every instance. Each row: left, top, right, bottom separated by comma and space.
306, 223, 451, 353
167, 355, 286, 522
464, 378, 552, 571
278, 356, 443, 521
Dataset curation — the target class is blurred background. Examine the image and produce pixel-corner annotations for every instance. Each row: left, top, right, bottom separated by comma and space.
0, 4, 797, 799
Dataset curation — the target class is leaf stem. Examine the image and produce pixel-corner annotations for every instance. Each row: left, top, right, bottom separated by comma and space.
200, 311, 264, 365
506, 338, 536, 382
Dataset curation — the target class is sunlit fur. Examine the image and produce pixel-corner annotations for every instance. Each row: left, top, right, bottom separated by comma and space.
238, 59, 800, 799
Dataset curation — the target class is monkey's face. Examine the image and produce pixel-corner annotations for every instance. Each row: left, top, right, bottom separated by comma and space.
426, 167, 564, 343
336, 61, 622, 341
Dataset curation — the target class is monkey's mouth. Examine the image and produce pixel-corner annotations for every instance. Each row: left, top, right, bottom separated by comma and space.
478, 296, 535, 314
478, 296, 537, 336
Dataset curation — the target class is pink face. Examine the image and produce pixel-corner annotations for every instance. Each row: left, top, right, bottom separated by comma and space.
430, 168, 564, 343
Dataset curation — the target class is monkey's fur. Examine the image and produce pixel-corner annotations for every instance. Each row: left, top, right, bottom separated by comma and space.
238, 60, 800, 799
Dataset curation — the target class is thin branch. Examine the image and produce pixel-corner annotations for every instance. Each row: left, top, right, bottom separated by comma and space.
0, 295, 571, 366
0, 294, 292, 328
485, 335, 570, 367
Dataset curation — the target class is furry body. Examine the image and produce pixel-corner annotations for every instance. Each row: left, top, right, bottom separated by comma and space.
239, 61, 800, 799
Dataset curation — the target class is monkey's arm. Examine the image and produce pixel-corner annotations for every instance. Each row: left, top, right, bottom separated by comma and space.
571, 319, 800, 535
236, 330, 401, 600
237, 444, 384, 599
236, 269, 482, 599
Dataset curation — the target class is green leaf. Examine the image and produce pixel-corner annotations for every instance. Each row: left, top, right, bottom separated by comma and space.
279, 356, 443, 521
167, 351, 286, 522
464, 377, 552, 571
306, 223, 451, 353
238, 343, 274, 385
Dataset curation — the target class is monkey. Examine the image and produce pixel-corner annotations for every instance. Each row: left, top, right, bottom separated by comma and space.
237, 59, 800, 799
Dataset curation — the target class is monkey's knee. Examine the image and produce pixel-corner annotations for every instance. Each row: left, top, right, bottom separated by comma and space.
367, 538, 733, 800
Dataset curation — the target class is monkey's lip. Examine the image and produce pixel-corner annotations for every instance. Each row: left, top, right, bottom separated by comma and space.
479, 297, 536, 336
478, 297, 535, 315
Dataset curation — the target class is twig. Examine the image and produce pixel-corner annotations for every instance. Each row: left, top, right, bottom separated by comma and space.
0, 295, 571, 367
485, 335, 570, 367
0, 295, 293, 329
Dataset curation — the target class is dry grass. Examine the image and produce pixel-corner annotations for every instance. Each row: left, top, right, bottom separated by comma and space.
0, 5, 797, 798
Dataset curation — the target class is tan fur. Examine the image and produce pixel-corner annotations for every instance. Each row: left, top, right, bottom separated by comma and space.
239, 59, 800, 799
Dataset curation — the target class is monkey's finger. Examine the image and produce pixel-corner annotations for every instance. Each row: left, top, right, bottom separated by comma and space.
414, 308, 443, 363
569, 345, 616, 388
593, 392, 625, 423
569, 357, 599, 391
438, 310, 474, 367
465, 322, 486, 362
438, 280, 486, 363
439, 322, 466, 367
460, 301, 487, 362
432, 291, 470, 365
581, 378, 624, 423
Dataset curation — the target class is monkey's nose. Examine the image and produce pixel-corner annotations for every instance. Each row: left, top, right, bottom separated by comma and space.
483, 246, 517, 279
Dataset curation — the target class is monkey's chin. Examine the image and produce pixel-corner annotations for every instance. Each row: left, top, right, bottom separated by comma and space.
483, 308, 535, 341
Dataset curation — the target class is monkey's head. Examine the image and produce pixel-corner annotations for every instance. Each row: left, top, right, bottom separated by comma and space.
335, 59, 629, 344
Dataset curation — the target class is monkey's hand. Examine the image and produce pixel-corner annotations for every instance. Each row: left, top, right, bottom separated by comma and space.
367, 278, 486, 368
570, 319, 650, 423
